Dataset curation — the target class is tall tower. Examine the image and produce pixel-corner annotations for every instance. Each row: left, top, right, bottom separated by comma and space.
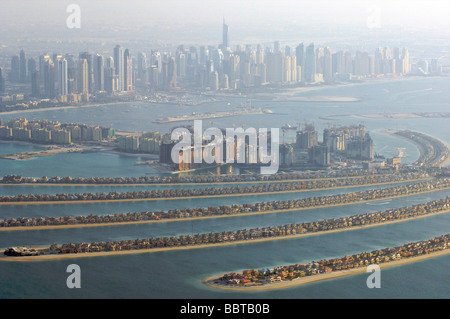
222, 18, 229, 48
402, 48, 410, 74
296, 43, 304, 81
58, 58, 68, 96
94, 54, 104, 92
79, 52, 94, 94
10, 55, 20, 83
323, 46, 332, 82
19, 49, 27, 83
168, 56, 177, 89
78, 58, 89, 94
304, 43, 316, 83
0, 68, 5, 93
124, 49, 133, 91
31, 70, 40, 97
43, 58, 55, 98
114, 45, 124, 91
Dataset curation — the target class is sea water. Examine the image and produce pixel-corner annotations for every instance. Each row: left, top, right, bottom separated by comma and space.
0, 76, 449, 298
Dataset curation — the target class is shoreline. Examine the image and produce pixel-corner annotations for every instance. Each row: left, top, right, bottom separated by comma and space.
379, 129, 450, 167
0, 101, 136, 116
1, 208, 449, 261
202, 248, 450, 291
0, 178, 441, 206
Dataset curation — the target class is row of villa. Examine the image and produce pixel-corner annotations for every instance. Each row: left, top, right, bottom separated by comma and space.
1, 180, 450, 228
213, 234, 450, 287
0, 166, 443, 185
5, 197, 449, 256
1, 176, 448, 204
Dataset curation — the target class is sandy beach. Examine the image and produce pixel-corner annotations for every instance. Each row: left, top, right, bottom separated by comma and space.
1, 208, 449, 262
0, 178, 441, 206
0, 101, 135, 116
379, 130, 450, 167
202, 248, 450, 291
248, 76, 423, 102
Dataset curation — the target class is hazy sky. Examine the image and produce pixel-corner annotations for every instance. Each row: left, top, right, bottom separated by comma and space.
2, 0, 449, 29
0, 0, 449, 52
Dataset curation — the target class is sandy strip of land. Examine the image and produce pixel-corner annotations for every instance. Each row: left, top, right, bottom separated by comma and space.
0, 178, 441, 206
1, 209, 449, 262
249, 76, 423, 102
0, 101, 135, 116
202, 248, 450, 291
379, 130, 450, 168
0, 184, 446, 232
272, 96, 361, 102
0, 173, 418, 187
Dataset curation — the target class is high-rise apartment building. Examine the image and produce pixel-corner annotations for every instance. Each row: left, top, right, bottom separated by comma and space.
19, 49, 27, 83
114, 45, 124, 91
58, 58, 68, 96
222, 18, 229, 48
304, 43, 316, 83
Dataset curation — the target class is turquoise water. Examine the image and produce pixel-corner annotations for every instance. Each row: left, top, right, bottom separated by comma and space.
0, 76, 449, 298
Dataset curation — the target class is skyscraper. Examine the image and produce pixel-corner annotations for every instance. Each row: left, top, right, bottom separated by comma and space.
114, 45, 124, 91
27, 58, 37, 83
137, 52, 147, 83
43, 58, 55, 98
295, 43, 304, 81
94, 54, 104, 92
19, 49, 27, 83
124, 49, 133, 91
323, 47, 333, 82
79, 52, 94, 93
402, 48, 410, 74
0, 68, 5, 93
78, 58, 89, 94
222, 18, 229, 48
10, 55, 20, 83
31, 70, 40, 97
167, 56, 177, 89
304, 43, 316, 83
58, 58, 68, 96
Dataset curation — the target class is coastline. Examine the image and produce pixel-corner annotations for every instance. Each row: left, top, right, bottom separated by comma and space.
248, 75, 424, 102
379, 129, 450, 167
0, 101, 135, 116
0, 178, 441, 206
1, 208, 449, 261
202, 249, 450, 292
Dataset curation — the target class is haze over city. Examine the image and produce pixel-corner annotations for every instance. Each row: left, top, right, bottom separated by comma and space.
0, 0, 449, 304
1, 1, 449, 53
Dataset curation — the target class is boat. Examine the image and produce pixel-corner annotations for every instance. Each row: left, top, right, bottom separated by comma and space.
281, 124, 297, 130
395, 148, 407, 158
